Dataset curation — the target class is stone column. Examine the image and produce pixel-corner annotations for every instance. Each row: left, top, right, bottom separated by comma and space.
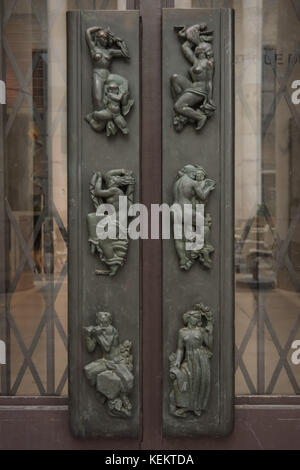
234, 0, 263, 224
275, 0, 295, 240
47, 0, 68, 273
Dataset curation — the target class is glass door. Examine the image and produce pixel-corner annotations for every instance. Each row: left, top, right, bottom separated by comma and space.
0, 0, 299, 450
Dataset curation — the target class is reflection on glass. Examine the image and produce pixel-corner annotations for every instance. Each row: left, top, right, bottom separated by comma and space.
1, 0, 121, 396
234, 0, 300, 394
1, 0, 300, 396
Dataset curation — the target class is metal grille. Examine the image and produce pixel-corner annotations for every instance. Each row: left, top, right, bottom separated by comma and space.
0, 0, 120, 396
234, 0, 300, 394
1, 0, 300, 396
174, 0, 300, 394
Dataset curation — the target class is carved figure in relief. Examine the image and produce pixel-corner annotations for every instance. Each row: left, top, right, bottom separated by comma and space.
173, 164, 215, 271
85, 26, 134, 136
169, 303, 214, 418
87, 169, 135, 276
93, 82, 130, 135
83, 311, 134, 418
171, 24, 216, 132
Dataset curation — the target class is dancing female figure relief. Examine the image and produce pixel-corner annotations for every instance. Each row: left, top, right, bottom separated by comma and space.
87, 169, 135, 276
85, 26, 134, 136
171, 23, 216, 132
169, 303, 214, 418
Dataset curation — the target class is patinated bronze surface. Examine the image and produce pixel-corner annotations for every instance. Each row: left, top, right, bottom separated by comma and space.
68, 10, 140, 438
169, 302, 213, 419
83, 311, 134, 418
87, 169, 135, 276
163, 8, 234, 438
173, 164, 215, 271
85, 26, 134, 136
170, 23, 216, 133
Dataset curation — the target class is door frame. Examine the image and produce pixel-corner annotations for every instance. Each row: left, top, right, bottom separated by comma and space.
0, 0, 300, 451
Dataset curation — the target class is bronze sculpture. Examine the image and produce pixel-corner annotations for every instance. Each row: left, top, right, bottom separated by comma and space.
170, 24, 216, 132
85, 26, 134, 136
169, 303, 214, 418
173, 164, 215, 271
87, 169, 135, 276
83, 311, 134, 418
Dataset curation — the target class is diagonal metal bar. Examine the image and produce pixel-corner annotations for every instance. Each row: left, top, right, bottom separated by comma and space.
11, 254, 68, 394
54, 312, 68, 350
262, 50, 288, 135
3, 0, 18, 27
54, 261, 68, 297
5, 92, 25, 138
236, 75, 259, 136
3, 37, 30, 92
236, 347, 257, 394
43, 283, 55, 395
49, 95, 66, 138
261, 208, 300, 293
5, 200, 44, 283
292, 0, 300, 27
4, 48, 44, 136
11, 288, 68, 395
238, 196, 300, 393
257, 292, 265, 393
238, 214, 256, 252
3, 0, 69, 397
7, 210, 46, 295
11, 267, 67, 395
52, 203, 68, 245
31, 94, 46, 134
235, 306, 258, 370
258, 203, 300, 291
262, 47, 300, 137
5, 204, 52, 394
5, 45, 42, 98
56, 366, 68, 395
265, 311, 300, 394
235, 301, 258, 394
32, 0, 48, 36
6, 306, 46, 395
10, 309, 49, 395
284, 255, 300, 293
53, 262, 68, 349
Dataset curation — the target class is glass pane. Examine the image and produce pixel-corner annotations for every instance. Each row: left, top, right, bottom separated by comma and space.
2, 0, 300, 397
233, 0, 300, 394
189, 0, 300, 395
1, 0, 123, 396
